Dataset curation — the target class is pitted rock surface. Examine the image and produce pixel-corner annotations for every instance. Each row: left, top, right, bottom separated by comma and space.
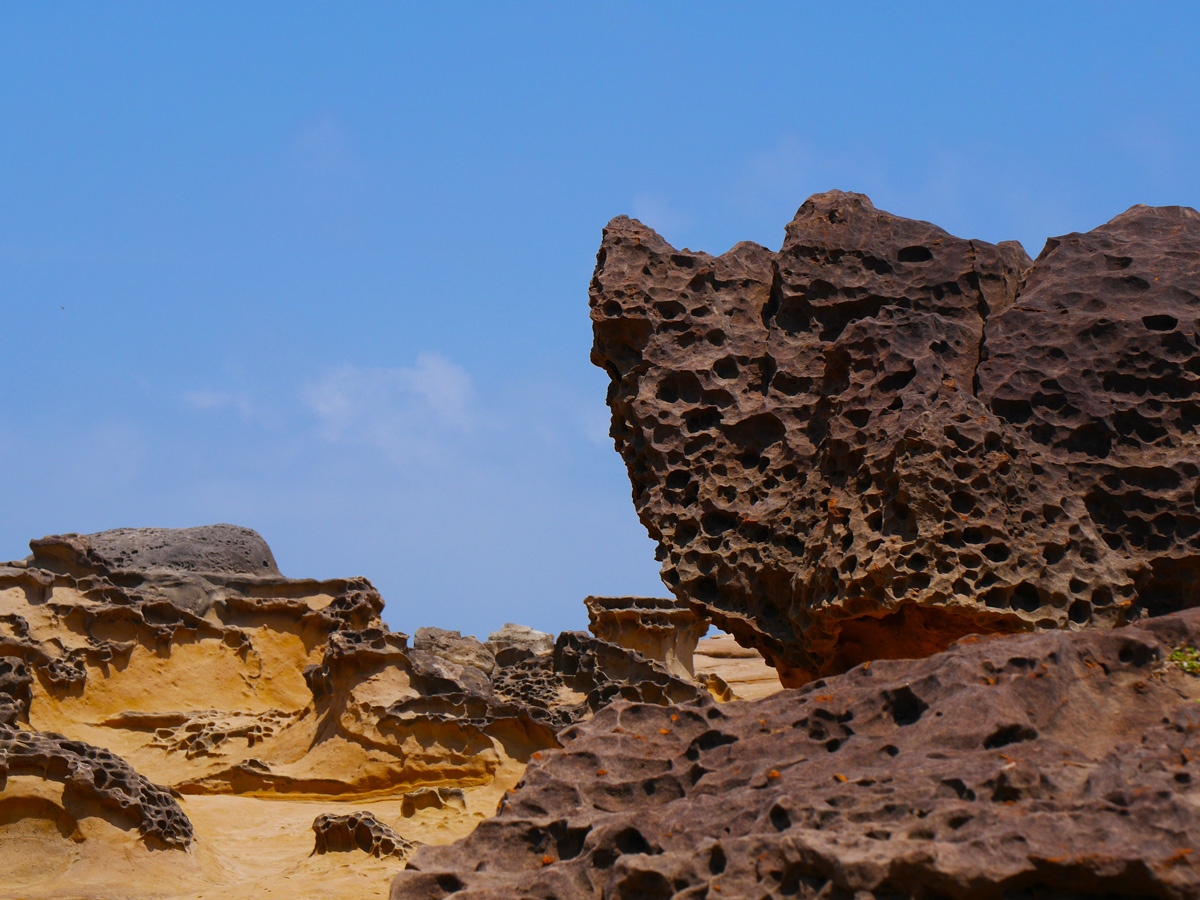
2, 527, 701, 898
312, 810, 418, 860
976, 203, 1200, 620
0, 725, 193, 848
0, 655, 33, 726
591, 191, 1200, 682
391, 607, 1200, 900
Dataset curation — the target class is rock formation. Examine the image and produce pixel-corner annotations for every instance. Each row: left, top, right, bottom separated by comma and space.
391, 606, 1200, 900
585, 595, 707, 678
9, 195, 1200, 900
590, 191, 1200, 683
0, 526, 705, 899
692, 632, 784, 701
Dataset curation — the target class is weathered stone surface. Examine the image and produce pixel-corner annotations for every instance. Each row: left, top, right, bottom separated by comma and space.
585, 595, 707, 678
32, 524, 280, 577
414, 626, 498, 676
391, 607, 1200, 900
312, 810, 418, 860
0, 526, 708, 898
693, 633, 784, 700
590, 191, 1200, 683
0, 656, 32, 726
486, 623, 555, 663
0, 725, 193, 848
976, 203, 1200, 620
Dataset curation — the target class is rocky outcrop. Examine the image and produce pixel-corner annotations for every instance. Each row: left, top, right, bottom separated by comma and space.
975, 204, 1200, 620
312, 810, 418, 860
391, 606, 1200, 900
693, 633, 784, 700
0, 726, 193, 849
584, 595, 707, 678
590, 192, 1200, 683
486, 623, 555, 663
0, 526, 709, 899
414, 627, 498, 676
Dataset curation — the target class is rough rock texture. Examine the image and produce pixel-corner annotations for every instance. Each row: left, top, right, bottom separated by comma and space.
585, 596, 708, 678
0, 526, 707, 899
486, 623, 555, 663
414, 627, 498, 676
0, 656, 32, 726
0, 726, 193, 848
590, 191, 1200, 683
392, 607, 1200, 900
976, 204, 1200, 619
312, 810, 418, 860
39, 525, 282, 577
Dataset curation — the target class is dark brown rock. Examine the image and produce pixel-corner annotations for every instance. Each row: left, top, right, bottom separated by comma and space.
31, 524, 280, 577
0, 656, 32, 726
391, 607, 1200, 900
977, 204, 1200, 620
312, 810, 417, 860
590, 191, 1200, 683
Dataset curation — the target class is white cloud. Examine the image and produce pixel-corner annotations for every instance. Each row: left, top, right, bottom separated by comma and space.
302, 353, 474, 463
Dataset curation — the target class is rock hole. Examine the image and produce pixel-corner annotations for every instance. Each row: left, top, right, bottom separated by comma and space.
883, 686, 928, 726
898, 246, 933, 263
613, 827, 652, 856
708, 844, 726, 874
983, 724, 1038, 749
769, 804, 792, 832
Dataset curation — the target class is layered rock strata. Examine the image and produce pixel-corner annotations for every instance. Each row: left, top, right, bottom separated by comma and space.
584, 595, 707, 678
0, 526, 704, 899
590, 192, 1200, 683
392, 606, 1200, 900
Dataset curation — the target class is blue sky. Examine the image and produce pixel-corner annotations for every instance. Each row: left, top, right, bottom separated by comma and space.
3, 4, 1198, 637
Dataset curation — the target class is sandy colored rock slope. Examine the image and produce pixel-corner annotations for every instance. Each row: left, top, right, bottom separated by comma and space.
0, 527, 708, 900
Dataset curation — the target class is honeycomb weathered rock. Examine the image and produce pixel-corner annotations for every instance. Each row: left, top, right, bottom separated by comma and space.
0, 725, 194, 848
590, 191, 1200, 682
312, 810, 417, 860
392, 606, 1200, 900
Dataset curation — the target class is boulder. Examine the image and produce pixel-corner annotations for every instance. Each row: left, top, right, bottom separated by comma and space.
590, 191, 1200, 683
413, 626, 497, 676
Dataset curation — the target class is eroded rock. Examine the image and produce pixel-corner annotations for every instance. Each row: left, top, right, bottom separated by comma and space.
0, 526, 708, 898
312, 810, 418, 860
590, 191, 1200, 682
0, 726, 193, 848
391, 607, 1200, 900
487, 623, 555, 664
976, 203, 1200, 620
584, 595, 707, 678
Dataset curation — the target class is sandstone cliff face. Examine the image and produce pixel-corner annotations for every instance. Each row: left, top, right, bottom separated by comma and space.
391, 607, 1200, 900
590, 192, 1200, 683
0, 527, 705, 900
